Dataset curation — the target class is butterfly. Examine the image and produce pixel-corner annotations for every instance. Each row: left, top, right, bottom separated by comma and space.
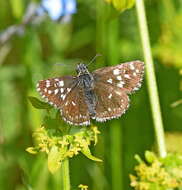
36, 61, 144, 126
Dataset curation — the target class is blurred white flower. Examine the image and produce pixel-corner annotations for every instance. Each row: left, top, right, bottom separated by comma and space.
40, 0, 77, 20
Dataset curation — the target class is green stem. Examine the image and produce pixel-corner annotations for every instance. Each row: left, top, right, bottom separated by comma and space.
135, 0, 167, 157
60, 159, 70, 190
108, 17, 123, 190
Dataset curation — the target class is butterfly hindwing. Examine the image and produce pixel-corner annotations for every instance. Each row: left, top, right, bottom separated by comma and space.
93, 81, 129, 122
61, 87, 90, 126
93, 61, 144, 94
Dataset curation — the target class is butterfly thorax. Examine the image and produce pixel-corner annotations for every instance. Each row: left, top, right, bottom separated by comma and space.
76, 63, 94, 90
76, 64, 96, 117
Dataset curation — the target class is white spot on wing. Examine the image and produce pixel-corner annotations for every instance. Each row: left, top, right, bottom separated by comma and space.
107, 78, 113, 84
113, 69, 120, 75
116, 76, 122, 80
117, 82, 124, 88
133, 87, 139, 91
60, 94, 66, 100
133, 72, 137, 76
54, 89, 59, 94
124, 74, 131, 79
72, 101, 76, 106
37, 88, 41, 91
46, 80, 50, 85
116, 90, 122, 95
60, 88, 64, 93
136, 69, 139, 73
48, 90, 52, 94
130, 63, 135, 70
108, 108, 111, 111
108, 94, 112, 99
67, 88, 71, 93
59, 80, 64, 87
46, 82, 50, 87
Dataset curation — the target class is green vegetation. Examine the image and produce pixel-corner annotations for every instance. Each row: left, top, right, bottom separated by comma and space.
0, 0, 182, 190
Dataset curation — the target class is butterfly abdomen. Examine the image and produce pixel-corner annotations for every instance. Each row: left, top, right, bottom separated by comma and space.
84, 89, 96, 117
79, 73, 96, 117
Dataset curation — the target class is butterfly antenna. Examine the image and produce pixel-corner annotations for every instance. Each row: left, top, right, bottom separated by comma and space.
87, 54, 102, 66
54, 62, 69, 66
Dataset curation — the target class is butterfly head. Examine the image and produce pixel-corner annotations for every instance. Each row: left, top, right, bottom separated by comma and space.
76, 63, 89, 76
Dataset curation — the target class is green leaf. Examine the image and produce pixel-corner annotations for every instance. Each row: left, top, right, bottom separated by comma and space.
81, 146, 102, 162
9, 0, 24, 18
26, 147, 38, 154
105, 0, 135, 12
134, 154, 144, 164
28, 96, 52, 110
48, 146, 62, 173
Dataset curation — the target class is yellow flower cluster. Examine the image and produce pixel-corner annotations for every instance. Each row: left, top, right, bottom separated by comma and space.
130, 151, 182, 190
26, 125, 101, 173
78, 184, 89, 190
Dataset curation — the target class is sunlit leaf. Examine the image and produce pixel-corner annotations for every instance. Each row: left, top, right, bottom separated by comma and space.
81, 145, 102, 162
28, 96, 52, 110
105, 0, 135, 12
9, 0, 24, 18
134, 154, 144, 164
48, 146, 62, 173
145, 151, 157, 163
26, 147, 38, 154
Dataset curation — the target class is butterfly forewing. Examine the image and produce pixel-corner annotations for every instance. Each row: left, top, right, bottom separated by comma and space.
61, 87, 90, 126
93, 81, 129, 122
93, 61, 144, 94
36, 76, 75, 108
37, 76, 90, 126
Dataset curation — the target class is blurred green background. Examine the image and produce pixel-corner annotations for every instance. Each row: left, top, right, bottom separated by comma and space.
0, 0, 182, 190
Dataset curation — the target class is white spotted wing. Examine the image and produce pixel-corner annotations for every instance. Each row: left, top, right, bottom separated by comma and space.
92, 61, 144, 122
37, 76, 90, 126
37, 76, 75, 108
93, 82, 129, 122
61, 87, 90, 126
93, 61, 144, 94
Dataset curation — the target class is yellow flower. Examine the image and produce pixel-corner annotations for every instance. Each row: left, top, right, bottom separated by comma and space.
78, 184, 89, 190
